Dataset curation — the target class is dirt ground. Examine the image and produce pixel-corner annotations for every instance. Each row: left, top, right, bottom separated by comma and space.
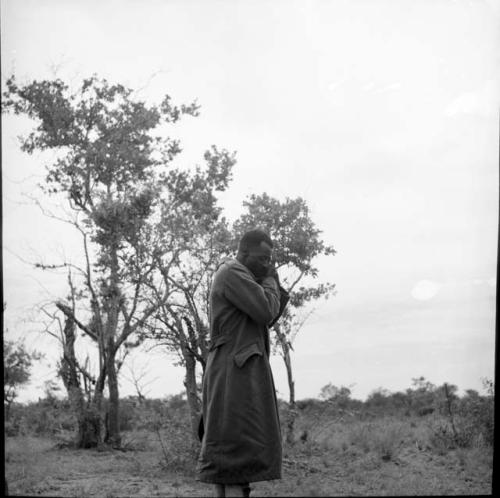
5, 433, 492, 497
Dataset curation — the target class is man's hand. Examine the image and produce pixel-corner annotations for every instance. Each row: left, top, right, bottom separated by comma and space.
269, 270, 290, 327
266, 265, 280, 286
256, 265, 280, 286
257, 265, 289, 327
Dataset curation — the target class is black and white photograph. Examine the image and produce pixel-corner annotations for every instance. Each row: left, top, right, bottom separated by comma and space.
2, 0, 497, 496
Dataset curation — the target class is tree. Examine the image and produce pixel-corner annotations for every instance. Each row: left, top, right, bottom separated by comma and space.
123, 358, 159, 406
406, 376, 438, 415
365, 387, 392, 414
233, 193, 336, 442
144, 191, 335, 443
4, 339, 41, 419
234, 194, 336, 403
38, 276, 106, 448
457, 381, 494, 446
144, 149, 235, 440
319, 383, 352, 406
2, 74, 200, 447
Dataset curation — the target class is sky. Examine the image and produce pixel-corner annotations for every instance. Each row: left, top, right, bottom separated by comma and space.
2, 0, 499, 403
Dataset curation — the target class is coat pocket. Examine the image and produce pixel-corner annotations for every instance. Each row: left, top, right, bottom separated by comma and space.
233, 343, 263, 368
209, 335, 230, 352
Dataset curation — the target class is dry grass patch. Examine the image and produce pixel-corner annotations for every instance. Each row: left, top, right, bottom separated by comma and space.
5, 411, 494, 497
345, 418, 406, 461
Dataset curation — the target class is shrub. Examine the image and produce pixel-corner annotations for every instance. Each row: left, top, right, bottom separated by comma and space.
455, 390, 494, 446
348, 423, 372, 453
428, 420, 453, 453
347, 419, 404, 461
371, 423, 404, 461
151, 410, 199, 472
4, 419, 20, 437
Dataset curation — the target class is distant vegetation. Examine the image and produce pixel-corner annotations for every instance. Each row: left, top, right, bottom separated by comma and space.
6, 376, 494, 451
5, 376, 493, 496
296, 377, 494, 450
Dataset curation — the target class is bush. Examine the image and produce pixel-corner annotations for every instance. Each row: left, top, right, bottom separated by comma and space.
4, 419, 20, 437
116, 397, 140, 431
455, 390, 494, 446
12, 397, 76, 436
146, 400, 199, 471
347, 419, 404, 461
428, 415, 489, 453
372, 423, 405, 461
428, 419, 458, 454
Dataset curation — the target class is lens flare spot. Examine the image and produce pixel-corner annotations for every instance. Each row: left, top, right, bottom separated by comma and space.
411, 280, 440, 300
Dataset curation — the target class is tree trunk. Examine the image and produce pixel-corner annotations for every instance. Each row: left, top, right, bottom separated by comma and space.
198, 323, 209, 373
104, 244, 122, 448
283, 347, 297, 445
78, 403, 102, 448
105, 345, 121, 448
183, 346, 201, 442
5, 393, 13, 421
284, 350, 295, 406
93, 377, 107, 447
274, 323, 297, 445
59, 312, 103, 448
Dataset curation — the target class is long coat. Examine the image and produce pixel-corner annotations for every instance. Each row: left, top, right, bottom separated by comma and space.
197, 259, 286, 484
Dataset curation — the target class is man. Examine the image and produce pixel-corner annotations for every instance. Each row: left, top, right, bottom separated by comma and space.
197, 229, 289, 497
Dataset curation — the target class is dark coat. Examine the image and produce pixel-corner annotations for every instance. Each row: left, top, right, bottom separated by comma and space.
196, 259, 286, 484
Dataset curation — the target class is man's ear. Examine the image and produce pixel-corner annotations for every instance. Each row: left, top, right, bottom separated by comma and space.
236, 248, 247, 262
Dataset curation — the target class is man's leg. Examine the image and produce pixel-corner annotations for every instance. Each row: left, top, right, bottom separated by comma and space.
214, 484, 225, 497
224, 483, 250, 497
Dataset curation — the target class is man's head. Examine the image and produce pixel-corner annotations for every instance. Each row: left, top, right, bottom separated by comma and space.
236, 229, 273, 280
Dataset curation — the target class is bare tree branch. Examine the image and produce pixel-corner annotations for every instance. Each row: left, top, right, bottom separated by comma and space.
55, 302, 98, 342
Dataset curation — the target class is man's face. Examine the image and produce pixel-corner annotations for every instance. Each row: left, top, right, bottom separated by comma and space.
242, 241, 273, 279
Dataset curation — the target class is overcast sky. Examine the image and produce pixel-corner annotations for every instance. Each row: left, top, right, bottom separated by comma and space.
2, 0, 498, 402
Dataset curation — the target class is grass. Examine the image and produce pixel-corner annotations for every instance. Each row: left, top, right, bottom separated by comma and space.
5, 414, 493, 497
5, 433, 204, 497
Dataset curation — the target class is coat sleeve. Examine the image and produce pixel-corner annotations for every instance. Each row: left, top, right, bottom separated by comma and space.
269, 285, 290, 328
223, 264, 280, 325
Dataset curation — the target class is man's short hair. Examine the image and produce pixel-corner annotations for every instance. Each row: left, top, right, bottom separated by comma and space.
239, 229, 273, 252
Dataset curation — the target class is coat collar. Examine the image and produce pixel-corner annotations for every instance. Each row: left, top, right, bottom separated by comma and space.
218, 258, 256, 279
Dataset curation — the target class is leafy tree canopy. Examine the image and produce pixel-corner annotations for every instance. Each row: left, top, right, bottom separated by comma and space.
4, 339, 42, 404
